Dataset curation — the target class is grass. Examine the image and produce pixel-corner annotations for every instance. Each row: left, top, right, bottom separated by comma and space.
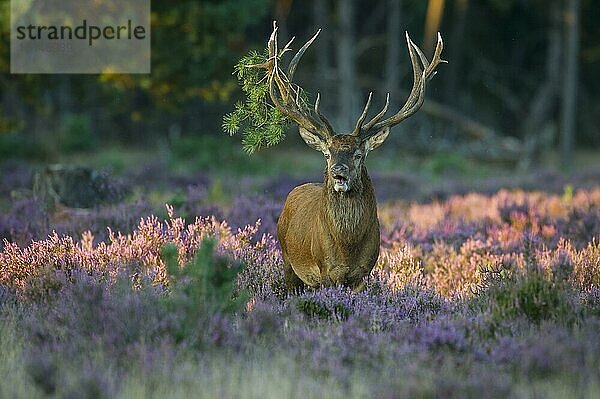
8, 125, 600, 191
0, 331, 368, 399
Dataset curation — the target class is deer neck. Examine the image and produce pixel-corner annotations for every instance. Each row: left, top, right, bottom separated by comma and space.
322, 167, 376, 242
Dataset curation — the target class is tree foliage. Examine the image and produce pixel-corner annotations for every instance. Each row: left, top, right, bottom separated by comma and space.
1, 0, 599, 154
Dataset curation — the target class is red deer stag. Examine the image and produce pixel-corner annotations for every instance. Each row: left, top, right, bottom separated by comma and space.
253, 22, 445, 292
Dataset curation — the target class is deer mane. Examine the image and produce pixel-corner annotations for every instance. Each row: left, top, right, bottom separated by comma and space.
323, 167, 376, 241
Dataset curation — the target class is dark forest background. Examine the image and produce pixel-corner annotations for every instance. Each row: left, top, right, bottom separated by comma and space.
0, 0, 598, 171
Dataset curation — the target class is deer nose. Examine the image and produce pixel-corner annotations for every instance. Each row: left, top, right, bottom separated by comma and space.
331, 164, 349, 177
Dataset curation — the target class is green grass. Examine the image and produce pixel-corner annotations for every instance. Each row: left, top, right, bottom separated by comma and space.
0, 308, 43, 399
120, 354, 369, 399
48, 131, 600, 183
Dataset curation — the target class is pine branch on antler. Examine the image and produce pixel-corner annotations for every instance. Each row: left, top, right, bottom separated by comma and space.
222, 49, 289, 154
222, 22, 315, 154
224, 21, 446, 154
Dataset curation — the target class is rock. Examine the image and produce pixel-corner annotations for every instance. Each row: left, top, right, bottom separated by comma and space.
33, 164, 125, 209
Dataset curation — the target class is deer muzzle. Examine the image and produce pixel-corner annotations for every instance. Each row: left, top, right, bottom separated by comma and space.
331, 164, 350, 193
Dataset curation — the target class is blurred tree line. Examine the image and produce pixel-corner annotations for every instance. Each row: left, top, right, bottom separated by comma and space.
0, 0, 597, 169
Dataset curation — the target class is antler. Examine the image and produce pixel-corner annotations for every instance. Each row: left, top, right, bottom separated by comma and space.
251, 21, 334, 141
351, 32, 446, 138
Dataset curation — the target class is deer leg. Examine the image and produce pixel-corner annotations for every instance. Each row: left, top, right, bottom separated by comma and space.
351, 279, 366, 293
284, 261, 306, 294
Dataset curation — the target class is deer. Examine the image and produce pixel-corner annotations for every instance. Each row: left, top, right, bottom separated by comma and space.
252, 22, 445, 292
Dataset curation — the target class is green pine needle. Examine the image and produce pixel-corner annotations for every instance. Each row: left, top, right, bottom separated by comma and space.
223, 48, 312, 154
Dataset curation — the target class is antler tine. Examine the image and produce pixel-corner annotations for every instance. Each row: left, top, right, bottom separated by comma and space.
351, 92, 373, 136
269, 71, 327, 137
427, 32, 447, 76
369, 32, 444, 133
281, 36, 296, 55
252, 21, 332, 140
411, 32, 447, 80
397, 33, 426, 114
411, 40, 430, 72
314, 93, 335, 137
267, 21, 278, 57
362, 93, 390, 132
288, 28, 321, 81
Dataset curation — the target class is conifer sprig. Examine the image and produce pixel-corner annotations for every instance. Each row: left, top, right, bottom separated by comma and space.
222, 49, 309, 154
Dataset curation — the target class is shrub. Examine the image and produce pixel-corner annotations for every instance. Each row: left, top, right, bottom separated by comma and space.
486, 269, 577, 325
0, 132, 47, 160
296, 298, 351, 321
295, 289, 353, 322
170, 135, 238, 171
572, 239, 600, 290
58, 113, 94, 153
227, 194, 282, 239
161, 239, 248, 342
22, 264, 67, 303
0, 198, 48, 247
0, 160, 33, 196
0, 284, 15, 307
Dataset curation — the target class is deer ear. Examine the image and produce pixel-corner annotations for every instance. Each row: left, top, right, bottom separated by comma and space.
363, 127, 390, 153
299, 127, 328, 153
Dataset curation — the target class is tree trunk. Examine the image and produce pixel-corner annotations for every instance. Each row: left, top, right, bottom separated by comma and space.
424, 0, 445, 55
443, 0, 468, 103
57, 76, 73, 121
274, 0, 293, 46
313, 0, 331, 116
385, 0, 402, 110
518, 0, 562, 170
560, 0, 580, 171
314, 0, 330, 73
336, 0, 357, 131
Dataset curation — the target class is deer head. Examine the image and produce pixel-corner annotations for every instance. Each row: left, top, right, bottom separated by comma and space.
251, 21, 446, 194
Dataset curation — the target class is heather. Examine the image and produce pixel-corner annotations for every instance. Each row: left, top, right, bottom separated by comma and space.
1, 180, 600, 397
2, 0, 600, 395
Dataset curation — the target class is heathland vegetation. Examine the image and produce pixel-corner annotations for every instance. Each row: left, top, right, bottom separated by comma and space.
1, 159, 599, 397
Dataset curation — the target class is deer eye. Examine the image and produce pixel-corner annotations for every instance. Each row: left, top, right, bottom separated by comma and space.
324, 153, 331, 160
354, 153, 363, 160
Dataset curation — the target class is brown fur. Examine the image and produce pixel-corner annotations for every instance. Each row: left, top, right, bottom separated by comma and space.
277, 165, 380, 292
265, 24, 444, 292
